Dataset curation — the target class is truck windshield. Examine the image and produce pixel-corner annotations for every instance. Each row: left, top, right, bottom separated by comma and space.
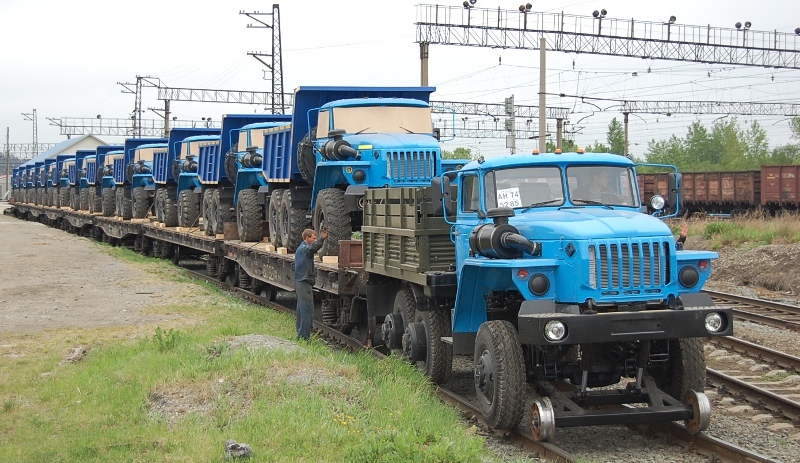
566, 165, 638, 207
329, 105, 433, 135
484, 166, 565, 209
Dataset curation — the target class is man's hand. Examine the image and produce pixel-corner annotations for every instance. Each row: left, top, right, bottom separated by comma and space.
320, 227, 329, 240
680, 221, 688, 238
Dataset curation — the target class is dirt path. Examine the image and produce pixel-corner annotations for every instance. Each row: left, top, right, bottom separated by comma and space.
0, 205, 195, 333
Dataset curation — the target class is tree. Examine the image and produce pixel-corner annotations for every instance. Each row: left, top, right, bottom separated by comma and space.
607, 118, 626, 154
791, 117, 800, 140
545, 139, 578, 152
442, 147, 474, 160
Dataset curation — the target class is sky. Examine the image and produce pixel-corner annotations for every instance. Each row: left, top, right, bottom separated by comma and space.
1, 0, 799, 160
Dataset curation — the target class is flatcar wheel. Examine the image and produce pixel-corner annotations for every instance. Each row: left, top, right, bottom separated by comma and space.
683, 390, 711, 435
260, 284, 277, 302
474, 320, 525, 430
530, 397, 556, 442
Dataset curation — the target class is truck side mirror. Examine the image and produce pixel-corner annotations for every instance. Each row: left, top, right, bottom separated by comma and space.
430, 175, 456, 217
668, 172, 681, 215
432, 128, 441, 141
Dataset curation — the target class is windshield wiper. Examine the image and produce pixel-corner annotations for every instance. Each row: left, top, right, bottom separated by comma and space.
570, 199, 614, 209
354, 127, 370, 134
398, 126, 414, 134
520, 199, 561, 212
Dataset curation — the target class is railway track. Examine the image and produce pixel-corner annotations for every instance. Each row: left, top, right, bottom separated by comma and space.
706, 289, 800, 330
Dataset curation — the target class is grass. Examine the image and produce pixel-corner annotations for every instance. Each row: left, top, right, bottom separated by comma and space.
668, 211, 800, 250
0, 245, 498, 463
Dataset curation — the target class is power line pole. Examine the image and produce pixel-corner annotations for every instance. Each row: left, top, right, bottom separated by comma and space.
118, 76, 160, 136
5, 128, 9, 196
241, 5, 286, 113
21, 109, 38, 158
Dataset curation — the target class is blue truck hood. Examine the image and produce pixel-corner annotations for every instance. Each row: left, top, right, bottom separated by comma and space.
510, 208, 671, 241
338, 133, 439, 150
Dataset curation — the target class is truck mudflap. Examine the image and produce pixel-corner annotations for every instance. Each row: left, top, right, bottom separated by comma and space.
517, 300, 733, 345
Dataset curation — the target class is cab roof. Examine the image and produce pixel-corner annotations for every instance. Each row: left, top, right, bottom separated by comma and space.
461, 151, 634, 171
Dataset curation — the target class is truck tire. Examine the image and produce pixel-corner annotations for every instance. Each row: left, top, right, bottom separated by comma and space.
102, 188, 115, 216
163, 191, 179, 227
313, 188, 351, 257
237, 189, 263, 242
474, 320, 525, 430
650, 337, 706, 400
213, 189, 235, 235
417, 310, 453, 385
268, 189, 285, 248
178, 190, 199, 228
69, 187, 77, 210
91, 188, 103, 214
132, 187, 149, 219
79, 188, 89, 211
117, 187, 132, 220
280, 189, 311, 252
203, 190, 215, 236
154, 189, 163, 222
296, 127, 317, 186
59, 187, 69, 209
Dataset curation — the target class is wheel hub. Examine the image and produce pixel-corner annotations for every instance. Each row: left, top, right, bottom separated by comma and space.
474, 350, 494, 400
381, 313, 404, 350
402, 322, 427, 362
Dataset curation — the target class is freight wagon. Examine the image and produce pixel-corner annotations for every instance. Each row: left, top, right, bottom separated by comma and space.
638, 165, 800, 216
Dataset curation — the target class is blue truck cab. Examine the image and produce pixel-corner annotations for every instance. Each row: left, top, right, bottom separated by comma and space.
128, 142, 168, 219
73, 149, 96, 210
197, 114, 291, 236
149, 128, 220, 227
437, 151, 733, 438
90, 146, 122, 215
44, 158, 59, 207
33, 162, 44, 205
55, 154, 75, 209
100, 149, 124, 216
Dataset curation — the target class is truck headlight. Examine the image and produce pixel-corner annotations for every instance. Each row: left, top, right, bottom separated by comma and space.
705, 313, 724, 333
544, 320, 567, 342
679, 267, 699, 288
650, 195, 665, 211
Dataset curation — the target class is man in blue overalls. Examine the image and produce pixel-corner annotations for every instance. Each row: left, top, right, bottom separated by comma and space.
294, 227, 328, 340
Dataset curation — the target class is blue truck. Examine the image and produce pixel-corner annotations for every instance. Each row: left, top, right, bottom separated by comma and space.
231, 86, 458, 254
197, 114, 291, 236
44, 158, 59, 207
357, 150, 734, 440
106, 138, 166, 219
151, 128, 221, 227
55, 154, 75, 209
33, 162, 44, 205
128, 141, 169, 219
89, 145, 123, 215
72, 149, 96, 210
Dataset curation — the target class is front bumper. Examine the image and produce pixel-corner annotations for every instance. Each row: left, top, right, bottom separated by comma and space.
518, 301, 732, 345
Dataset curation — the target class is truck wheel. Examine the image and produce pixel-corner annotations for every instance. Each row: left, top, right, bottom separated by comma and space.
102, 188, 115, 216
474, 320, 525, 430
296, 128, 317, 186
650, 337, 706, 400
163, 191, 179, 227
203, 190, 215, 236
117, 187, 132, 220
178, 190, 199, 227
213, 189, 235, 236
384, 288, 416, 354
133, 187, 150, 218
268, 189, 285, 248
69, 187, 77, 210
59, 188, 69, 209
404, 308, 453, 385
313, 188, 351, 257
237, 189, 262, 242
79, 188, 89, 211
280, 189, 311, 252
154, 189, 165, 222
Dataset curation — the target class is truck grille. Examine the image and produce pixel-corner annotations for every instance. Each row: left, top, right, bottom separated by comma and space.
588, 240, 671, 291
387, 151, 435, 184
